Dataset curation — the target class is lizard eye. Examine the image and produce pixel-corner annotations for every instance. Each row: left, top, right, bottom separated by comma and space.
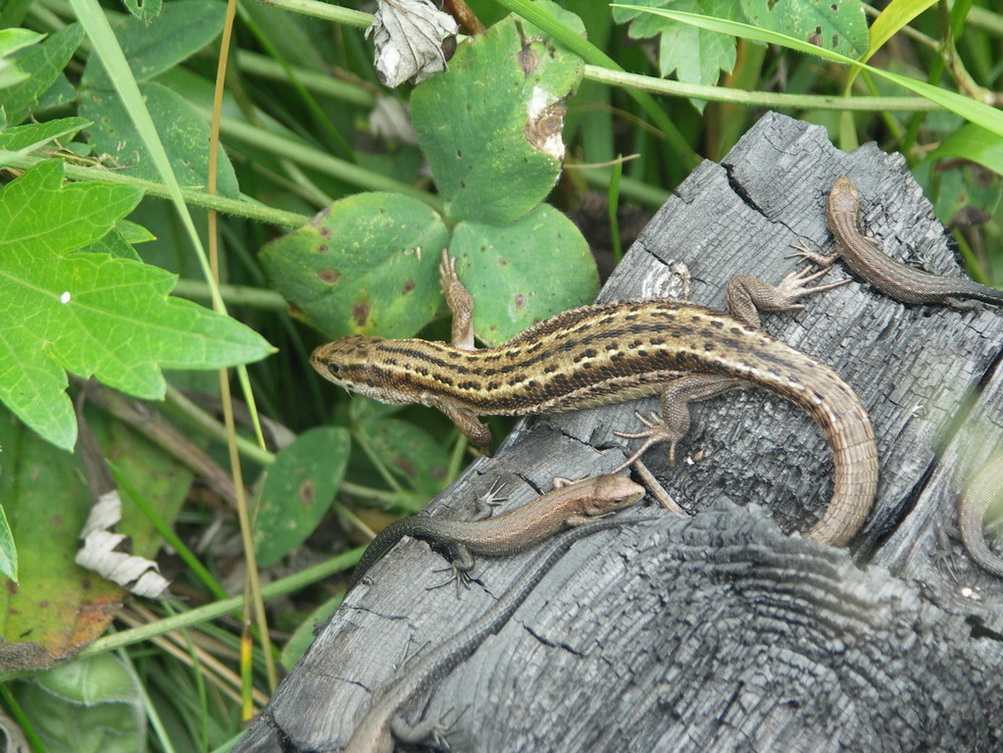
326, 363, 341, 377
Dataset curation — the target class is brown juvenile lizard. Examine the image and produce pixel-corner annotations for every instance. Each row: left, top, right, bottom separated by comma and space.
340, 515, 645, 753
312, 251, 878, 547
792, 175, 1003, 306
348, 474, 645, 588
794, 175, 1003, 574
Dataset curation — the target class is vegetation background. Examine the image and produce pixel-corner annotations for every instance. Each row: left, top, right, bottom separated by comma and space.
0, 0, 1001, 750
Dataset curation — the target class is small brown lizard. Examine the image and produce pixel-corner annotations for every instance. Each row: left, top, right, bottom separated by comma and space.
312, 251, 878, 547
349, 474, 645, 588
340, 516, 645, 753
792, 175, 1003, 306
794, 175, 1003, 574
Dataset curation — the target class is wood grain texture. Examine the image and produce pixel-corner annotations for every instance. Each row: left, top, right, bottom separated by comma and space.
233, 113, 1003, 753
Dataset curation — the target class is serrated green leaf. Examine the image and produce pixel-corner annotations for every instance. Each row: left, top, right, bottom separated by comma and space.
615, 0, 737, 86
81, 0, 225, 90
123, 0, 164, 23
0, 504, 17, 583
0, 161, 273, 449
450, 204, 598, 345
615, 0, 865, 87
261, 192, 449, 339
79, 225, 143, 261
253, 427, 351, 567
1, 24, 83, 125
0, 116, 90, 154
80, 81, 239, 197
115, 219, 156, 245
411, 14, 583, 224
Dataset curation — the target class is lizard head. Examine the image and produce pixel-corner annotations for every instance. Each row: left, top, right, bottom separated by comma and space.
584, 475, 646, 516
310, 335, 413, 405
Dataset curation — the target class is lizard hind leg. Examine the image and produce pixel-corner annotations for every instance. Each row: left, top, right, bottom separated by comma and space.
612, 374, 748, 472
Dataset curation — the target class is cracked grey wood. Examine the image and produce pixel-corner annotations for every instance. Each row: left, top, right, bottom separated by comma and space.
233, 113, 1003, 753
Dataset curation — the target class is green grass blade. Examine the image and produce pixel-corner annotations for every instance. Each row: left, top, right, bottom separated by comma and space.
612, 5, 1003, 139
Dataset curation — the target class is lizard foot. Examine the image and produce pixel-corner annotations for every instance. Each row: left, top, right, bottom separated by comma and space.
612, 410, 683, 472
787, 240, 837, 268
772, 264, 850, 304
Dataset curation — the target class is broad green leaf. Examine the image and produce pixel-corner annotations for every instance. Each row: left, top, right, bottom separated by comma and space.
0, 24, 83, 125
0, 406, 123, 670
612, 6, 1003, 138
0, 504, 16, 583
253, 427, 351, 567
260, 192, 449, 339
12, 654, 145, 751
81, 0, 225, 90
743, 0, 867, 54
80, 81, 239, 197
450, 204, 598, 345
411, 13, 583, 224
360, 417, 450, 501
0, 116, 90, 154
0, 161, 273, 450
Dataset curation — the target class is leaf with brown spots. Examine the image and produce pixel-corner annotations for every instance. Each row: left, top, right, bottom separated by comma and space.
260, 193, 449, 339
252, 427, 351, 567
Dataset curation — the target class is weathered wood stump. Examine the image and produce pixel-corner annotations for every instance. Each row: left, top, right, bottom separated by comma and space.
234, 113, 1003, 753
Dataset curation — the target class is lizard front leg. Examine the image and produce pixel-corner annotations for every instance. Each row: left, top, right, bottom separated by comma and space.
725, 265, 848, 328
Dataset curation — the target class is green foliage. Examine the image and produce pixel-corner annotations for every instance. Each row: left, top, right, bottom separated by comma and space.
0, 28, 43, 89
264, 11, 597, 345
0, 405, 124, 666
1, 24, 83, 124
0, 161, 272, 450
78, 0, 238, 194
451, 204, 596, 342
0, 505, 16, 583
2, 0, 1003, 744
614, 0, 867, 88
123, 0, 164, 24
11, 654, 145, 753
411, 14, 582, 224
261, 193, 449, 338
0, 116, 91, 154
253, 426, 351, 566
